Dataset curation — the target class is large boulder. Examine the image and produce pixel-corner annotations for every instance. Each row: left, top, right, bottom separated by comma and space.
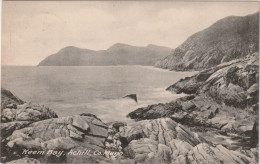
2, 103, 58, 123
1, 88, 58, 123
1, 103, 58, 140
5, 114, 108, 163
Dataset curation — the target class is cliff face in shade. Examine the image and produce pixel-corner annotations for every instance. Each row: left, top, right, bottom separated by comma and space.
38, 43, 173, 66
155, 12, 259, 71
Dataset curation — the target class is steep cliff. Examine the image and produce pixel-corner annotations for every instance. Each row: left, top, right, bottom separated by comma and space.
155, 12, 259, 71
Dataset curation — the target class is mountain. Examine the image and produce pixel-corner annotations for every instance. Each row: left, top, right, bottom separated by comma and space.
155, 12, 259, 71
38, 43, 173, 66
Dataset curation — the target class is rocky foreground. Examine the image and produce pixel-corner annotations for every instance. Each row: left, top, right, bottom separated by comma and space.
129, 53, 259, 160
1, 86, 258, 163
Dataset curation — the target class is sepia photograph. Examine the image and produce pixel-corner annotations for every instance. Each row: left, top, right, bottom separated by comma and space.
1, 1, 259, 163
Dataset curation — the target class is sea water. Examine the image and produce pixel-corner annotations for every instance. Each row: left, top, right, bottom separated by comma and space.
2, 66, 196, 123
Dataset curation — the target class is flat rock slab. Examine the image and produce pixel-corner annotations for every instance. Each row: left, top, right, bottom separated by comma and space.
122, 118, 257, 164
6, 114, 108, 163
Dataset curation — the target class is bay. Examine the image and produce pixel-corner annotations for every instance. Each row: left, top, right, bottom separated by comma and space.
2, 66, 196, 122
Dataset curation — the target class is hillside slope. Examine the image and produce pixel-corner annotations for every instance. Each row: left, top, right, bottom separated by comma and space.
155, 12, 259, 71
38, 44, 173, 66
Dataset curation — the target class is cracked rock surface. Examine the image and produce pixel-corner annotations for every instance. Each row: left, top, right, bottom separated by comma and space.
120, 118, 257, 164
1, 79, 258, 164
128, 54, 259, 150
6, 114, 108, 163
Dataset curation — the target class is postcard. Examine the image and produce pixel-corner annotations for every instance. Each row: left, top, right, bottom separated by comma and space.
1, 1, 259, 163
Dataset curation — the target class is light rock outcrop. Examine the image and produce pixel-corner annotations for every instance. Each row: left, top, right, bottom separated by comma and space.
5, 114, 108, 163
1, 102, 59, 153
4, 112, 257, 164
1, 88, 59, 163
2, 103, 58, 123
1, 89, 58, 138
120, 118, 257, 164
173, 143, 255, 164
2, 110, 258, 163
128, 53, 259, 150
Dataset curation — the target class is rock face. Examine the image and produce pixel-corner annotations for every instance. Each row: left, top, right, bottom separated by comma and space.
1, 88, 24, 110
168, 53, 259, 108
5, 116, 257, 164
129, 53, 259, 150
38, 43, 173, 66
119, 118, 256, 164
1, 89, 58, 138
173, 143, 256, 164
5, 114, 108, 163
1, 102, 58, 140
1, 85, 258, 163
2, 103, 58, 123
155, 12, 259, 71
1, 89, 59, 163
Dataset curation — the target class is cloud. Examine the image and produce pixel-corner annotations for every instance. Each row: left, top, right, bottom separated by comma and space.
2, 1, 259, 65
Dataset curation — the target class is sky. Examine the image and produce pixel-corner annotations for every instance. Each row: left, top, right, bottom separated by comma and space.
2, 1, 259, 66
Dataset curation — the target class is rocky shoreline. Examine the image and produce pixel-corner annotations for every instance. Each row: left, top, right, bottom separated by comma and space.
1, 53, 259, 164
128, 53, 259, 159
1, 71, 259, 164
